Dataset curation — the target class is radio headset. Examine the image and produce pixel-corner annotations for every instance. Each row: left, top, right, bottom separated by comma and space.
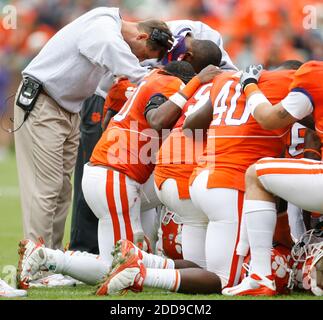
1, 77, 42, 133
150, 28, 174, 51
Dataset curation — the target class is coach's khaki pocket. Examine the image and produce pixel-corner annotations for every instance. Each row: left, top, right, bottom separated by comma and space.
29, 94, 47, 125
32, 95, 64, 126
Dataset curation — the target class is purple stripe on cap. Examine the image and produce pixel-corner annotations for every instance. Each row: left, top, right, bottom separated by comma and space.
161, 35, 187, 65
177, 27, 192, 36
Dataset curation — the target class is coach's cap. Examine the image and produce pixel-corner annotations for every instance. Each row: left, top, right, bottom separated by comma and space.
161, 35, 187, 66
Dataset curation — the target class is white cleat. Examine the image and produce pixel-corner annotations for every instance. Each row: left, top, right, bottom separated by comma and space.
0, 279, 27, 298
222, 274, 277, 296
18, 240, 48, 289
29, 274, 81, 288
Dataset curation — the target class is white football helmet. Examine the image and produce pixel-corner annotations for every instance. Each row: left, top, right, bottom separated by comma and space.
291, 229, 323, 296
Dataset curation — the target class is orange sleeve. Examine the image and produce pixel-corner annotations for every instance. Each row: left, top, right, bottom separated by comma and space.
103, 79, 136, 119
257, 70, 294, 105
289, 61, 323, 109
159, 77, 184, 99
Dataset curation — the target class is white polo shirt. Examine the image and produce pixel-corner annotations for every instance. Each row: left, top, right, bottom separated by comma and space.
23, 7, 148, 113
167, 20, 238, 71
95, 74, 115, 99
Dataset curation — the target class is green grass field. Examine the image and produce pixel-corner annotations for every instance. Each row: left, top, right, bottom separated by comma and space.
0, 151, 322, 300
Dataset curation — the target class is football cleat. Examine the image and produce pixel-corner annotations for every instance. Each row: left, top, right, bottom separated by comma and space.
28, 274, 80, 288
137, 235, 153, 254
240, 246, 293, 294
222, 273, 277, 296
0, 279, 27, 298
17, 238, 45, 289
96, 252, 146, 296
111, 239, 143, 269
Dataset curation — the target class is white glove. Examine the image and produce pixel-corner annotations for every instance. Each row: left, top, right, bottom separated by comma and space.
240, 64, 263, 91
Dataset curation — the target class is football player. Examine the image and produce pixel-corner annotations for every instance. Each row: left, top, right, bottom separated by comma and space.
165, 20, 237, 71
184, 62, 305, 290
153, 78, 212, 268
223, 60, 323, 296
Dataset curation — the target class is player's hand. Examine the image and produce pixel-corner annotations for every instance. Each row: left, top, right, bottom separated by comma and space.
240, 64, 263, 91
196, 65, 222, 84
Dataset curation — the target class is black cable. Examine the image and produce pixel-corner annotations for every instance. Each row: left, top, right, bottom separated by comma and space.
0, 93, 29, 134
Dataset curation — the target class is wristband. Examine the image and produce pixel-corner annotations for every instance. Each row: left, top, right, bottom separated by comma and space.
181, 76, 201, 99
244, 83, 260, 98
247, 93, 271, 117
242, 78, 258, 91
169, 92, 187, 109
304, 148, 321, 158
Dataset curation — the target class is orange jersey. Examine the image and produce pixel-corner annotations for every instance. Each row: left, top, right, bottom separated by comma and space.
103, 79, 137, 119
91, 69, 184, 184
285, 123, 306, 159
154, 83, 212, 199
191, 69, 295, 192
289, 61, 323, 155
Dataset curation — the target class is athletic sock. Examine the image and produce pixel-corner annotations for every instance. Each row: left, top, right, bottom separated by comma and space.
144, 268, 181, 291
244, 200, 277, 276
44, 249, 110, 285
287, 202, 306, 242
236, 211, 249, 256
139, 250, 175, 269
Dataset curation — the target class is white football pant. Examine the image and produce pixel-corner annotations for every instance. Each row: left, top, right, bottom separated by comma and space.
141, 173, 162, 211
256, 158, 323, 213
155, 178, 208, 268
82, 164, 143, 265
190, 170, 244, 288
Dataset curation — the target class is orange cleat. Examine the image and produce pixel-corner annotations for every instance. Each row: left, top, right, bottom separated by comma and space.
96, 252, 146, 296
111, 239, 143, 269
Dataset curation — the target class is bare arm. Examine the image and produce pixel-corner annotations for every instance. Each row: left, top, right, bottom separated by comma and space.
251, 90, 313, 130
241, 64, 313, 131
146, 98, 182, 132
252, 101, 297, 130
146, 65, 221, 132
298, 115, 315, 130
304, 128, 322, 160
183, 98, 213, 131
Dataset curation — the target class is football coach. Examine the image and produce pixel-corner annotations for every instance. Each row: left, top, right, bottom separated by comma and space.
14, 7, 173, 250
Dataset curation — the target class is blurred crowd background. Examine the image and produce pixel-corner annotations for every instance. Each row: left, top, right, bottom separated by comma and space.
0, 0, 322, 158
